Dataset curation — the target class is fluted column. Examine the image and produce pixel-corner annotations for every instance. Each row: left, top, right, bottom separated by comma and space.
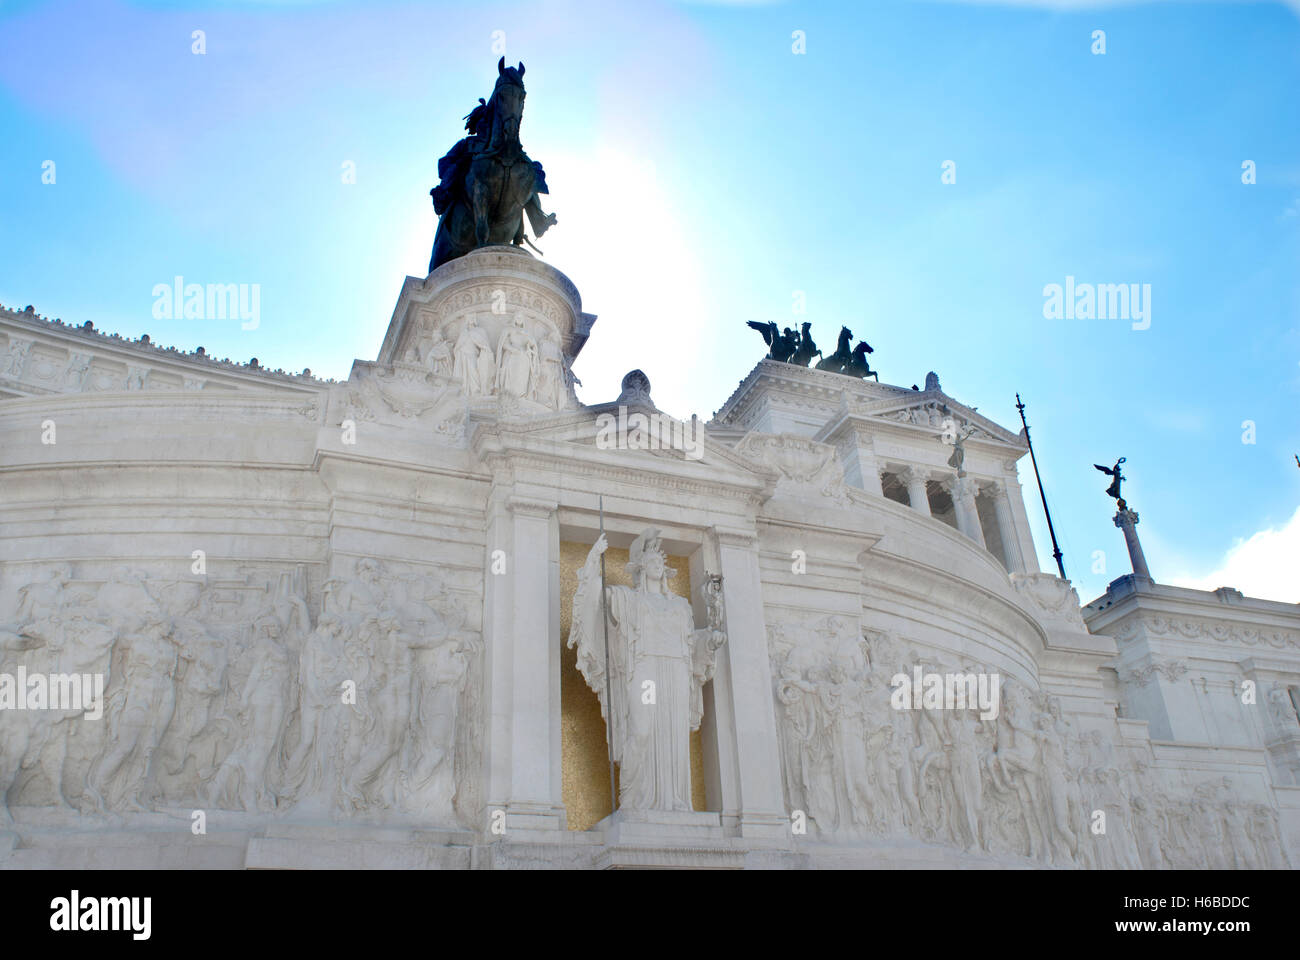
992, 481, 1026, 573
1000, 471, 1041, 574
900, 466, 931, 516
950, 476, 986, 548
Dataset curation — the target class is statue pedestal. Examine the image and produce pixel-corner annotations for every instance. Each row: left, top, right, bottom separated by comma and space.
596, 810, 743, 869
244, 823, 476, 870
599, 809, 725, 844
375, 245, 596, 413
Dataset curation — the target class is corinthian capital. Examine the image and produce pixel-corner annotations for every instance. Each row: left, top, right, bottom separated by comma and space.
899, 466, 929, 487
951, 476, 980, 504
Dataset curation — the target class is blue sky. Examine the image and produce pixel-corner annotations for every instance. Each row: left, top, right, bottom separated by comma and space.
2, 0, 1297, 603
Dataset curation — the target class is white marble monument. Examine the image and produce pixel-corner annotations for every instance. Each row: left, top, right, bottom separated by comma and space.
0, 245, 1297, 869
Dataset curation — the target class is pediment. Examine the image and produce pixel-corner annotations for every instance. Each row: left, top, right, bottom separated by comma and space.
467, 401, 780, 490
822, 389, 1026, 450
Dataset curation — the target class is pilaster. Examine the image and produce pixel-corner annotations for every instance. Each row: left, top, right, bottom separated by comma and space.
482, 490, 566, 834
709, 525, 790, 843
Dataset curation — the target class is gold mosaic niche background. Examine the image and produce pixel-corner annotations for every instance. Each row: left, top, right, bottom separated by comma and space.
559, 540, 707, 831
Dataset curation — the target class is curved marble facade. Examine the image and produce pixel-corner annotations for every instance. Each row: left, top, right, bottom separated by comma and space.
0, 250, 1296, 869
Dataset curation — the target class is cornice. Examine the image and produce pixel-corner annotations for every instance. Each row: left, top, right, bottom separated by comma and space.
0, 390, 323, 422
0, 304, 331, 388
1104, 612, 1300, 653
468, 410, 782, 496
507, 495, 559, 519
475, 442, 773, 508
712, 359, 1027, 454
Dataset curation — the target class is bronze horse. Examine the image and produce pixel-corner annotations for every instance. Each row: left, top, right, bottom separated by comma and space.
815, 326, 877, 379
429, 58, 557, 272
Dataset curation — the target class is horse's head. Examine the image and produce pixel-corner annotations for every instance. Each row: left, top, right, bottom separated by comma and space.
489, 57, 527, 142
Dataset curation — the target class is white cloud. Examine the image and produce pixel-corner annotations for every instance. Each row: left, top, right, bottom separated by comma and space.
1168, 505, 1300, 603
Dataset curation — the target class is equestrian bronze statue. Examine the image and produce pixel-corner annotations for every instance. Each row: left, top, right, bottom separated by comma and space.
429, 58, 557, 272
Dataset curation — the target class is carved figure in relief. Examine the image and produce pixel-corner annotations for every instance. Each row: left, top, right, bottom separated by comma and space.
0, 337, 31, 377
282, 612, 347, 810
946, 707, 985, 851
64, 353, 93, 391
988, 680, 1044, 859
1222, 801, 1257, 869
0, 559, 482, 827
426, 328, 454, 379
861, 667, 906, 833
818, 659, 874, 836
402, 628, 474, 816
158, 612, 229, 797
4, 571, 107, 815
494, 315, 538, 398
452, 317, 495, 396
210, 612, 293, 811
1251, 803, 1291, 868
536, 335, 566, 408
1129, 795, 1168, 868
1267, 683, 1299, 731
1033, 706, 1078, 865
87, 607, 178, 812
776, 663, 824, 822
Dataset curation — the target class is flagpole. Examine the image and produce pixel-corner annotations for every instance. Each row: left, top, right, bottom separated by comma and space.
598, 496, 618, 817
1015, 393, 1067, 579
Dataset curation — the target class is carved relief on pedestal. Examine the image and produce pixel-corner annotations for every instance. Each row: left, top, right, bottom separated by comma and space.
1010, 573, 1088, 630
1267, 683, 1300, 734
87, 365, 125, 392
63, 353, 93, 391
1111, 616, 1300, 651
397, 275, 580, 414
333, 361, 466, 443
0, 559, 481, 829
736, 433, 848, 505
766, 614, 879, 840
25, 350, 64, 384
0, 337, 32, 379
452, 317, 495, 398
494, 315, 538, 399
756, 616, 1261, 867
535, 334, 567, 409
1115, 657, 1189, 688
124, 366, 149, 391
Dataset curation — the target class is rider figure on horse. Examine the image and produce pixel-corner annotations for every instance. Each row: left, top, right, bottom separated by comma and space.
428, 59, 557, 272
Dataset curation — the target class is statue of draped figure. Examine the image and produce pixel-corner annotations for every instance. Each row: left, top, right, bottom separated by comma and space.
569, 528, 725, 813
